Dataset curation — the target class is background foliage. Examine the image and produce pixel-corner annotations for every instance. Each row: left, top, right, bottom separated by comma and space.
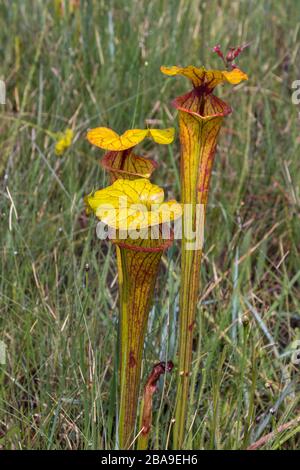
0, 0, 300, 449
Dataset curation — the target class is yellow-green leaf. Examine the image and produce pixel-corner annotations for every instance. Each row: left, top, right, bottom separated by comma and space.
85, 178, 182, 230
161, 65, 248, 89
87, 127, 175, 151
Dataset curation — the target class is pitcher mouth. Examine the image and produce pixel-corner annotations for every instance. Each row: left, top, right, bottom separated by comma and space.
113, 230, 174, 252
101, 150, 158, 179
172, 89, 232, 121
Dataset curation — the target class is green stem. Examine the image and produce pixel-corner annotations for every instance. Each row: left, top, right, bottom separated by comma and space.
137, 393, 149, 450
174, 244, 203, 448
117, 242, 164, 449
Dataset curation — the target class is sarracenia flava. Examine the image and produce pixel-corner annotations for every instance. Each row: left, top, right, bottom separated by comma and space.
87, 126, 174, 182
86, 126, 181, 449
161, 64, 248, 448
85, 179, 181, 448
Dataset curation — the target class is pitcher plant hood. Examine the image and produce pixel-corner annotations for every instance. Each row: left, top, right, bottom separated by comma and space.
86, 127, 175, 181
85, 178, 182, 233
161, 65, 248, 120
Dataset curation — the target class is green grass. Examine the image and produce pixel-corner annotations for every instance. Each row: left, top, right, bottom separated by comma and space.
0, 0, 300, 450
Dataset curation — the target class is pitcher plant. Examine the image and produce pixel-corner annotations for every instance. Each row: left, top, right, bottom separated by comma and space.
85, 177, 181, 449
161, 63, 248, 448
